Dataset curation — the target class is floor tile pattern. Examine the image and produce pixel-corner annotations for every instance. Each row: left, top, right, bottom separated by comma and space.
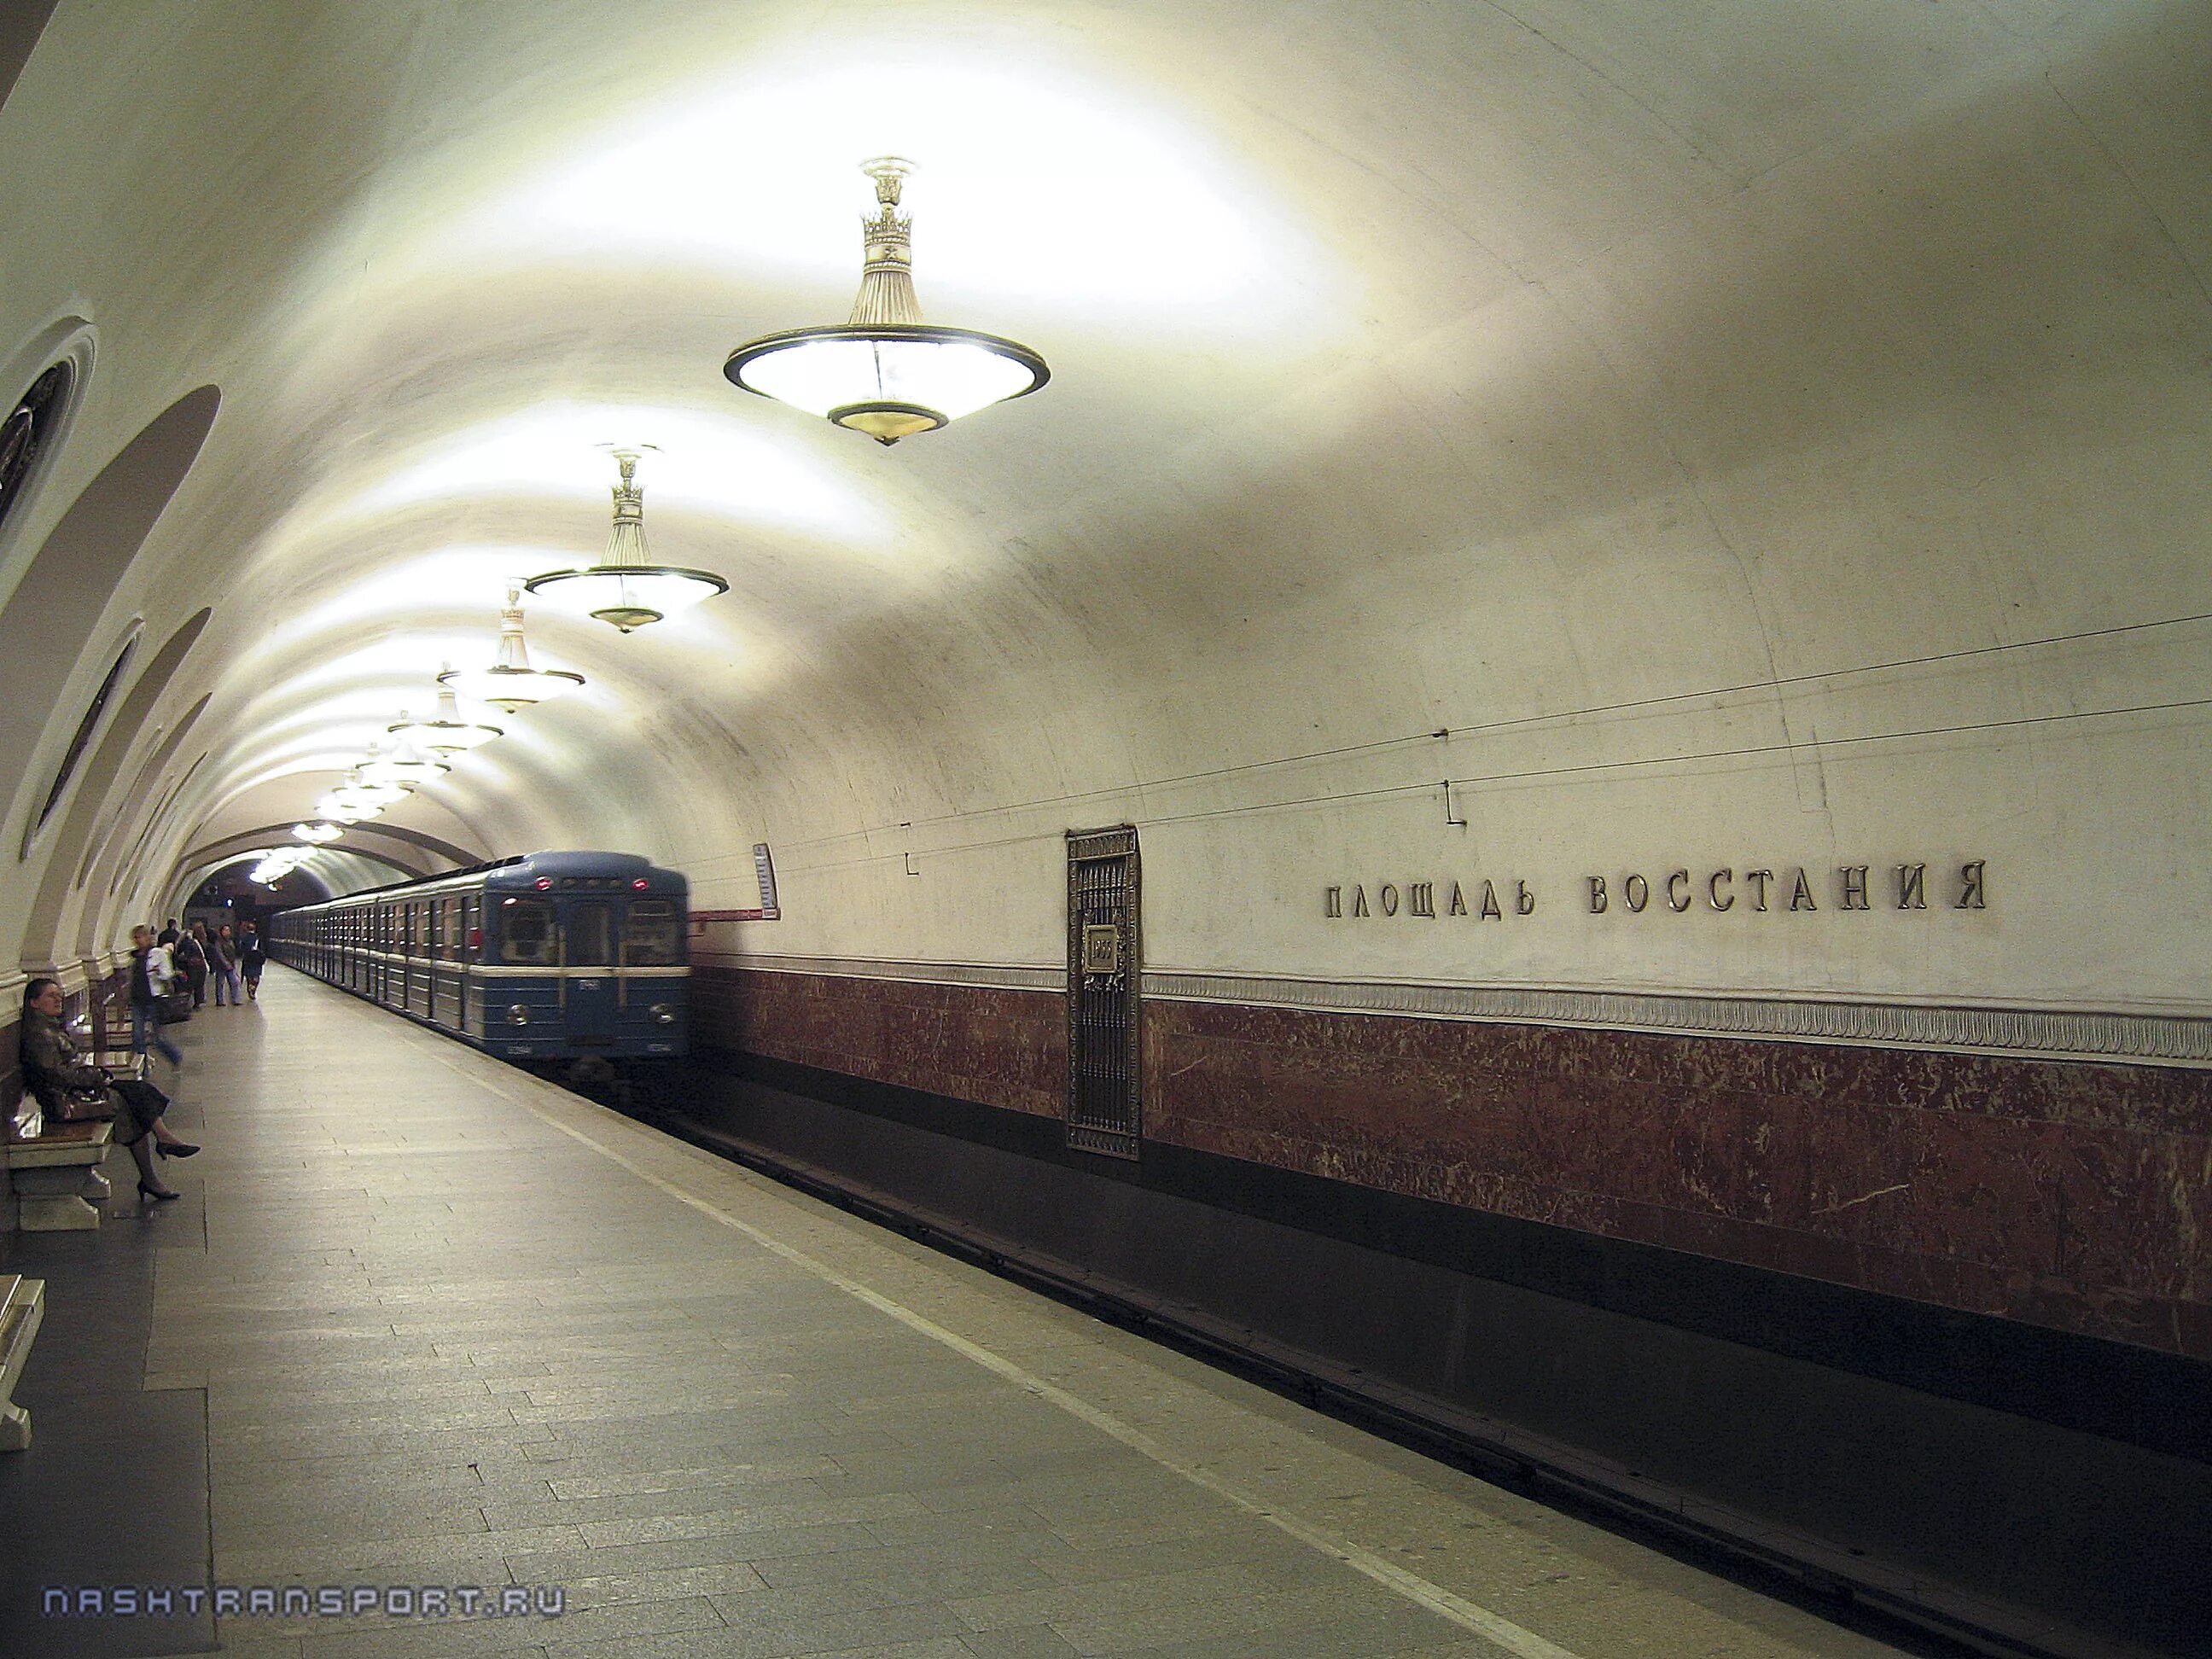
16, 970, 1919, 1659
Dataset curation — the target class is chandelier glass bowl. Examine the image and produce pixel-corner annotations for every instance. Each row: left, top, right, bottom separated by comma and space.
725, 158, 1048, 445
390, 686, 504, 753
439, 585, 585, 712
524, 450, 725, 633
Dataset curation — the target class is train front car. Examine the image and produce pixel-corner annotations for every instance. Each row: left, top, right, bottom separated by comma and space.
474, 852, 690, 1062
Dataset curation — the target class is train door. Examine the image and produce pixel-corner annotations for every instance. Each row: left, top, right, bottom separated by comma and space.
562, 900, 618, 1045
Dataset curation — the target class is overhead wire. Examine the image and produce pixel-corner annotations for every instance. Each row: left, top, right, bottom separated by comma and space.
775, 608, 2212, 856
777, 693, 2212, 876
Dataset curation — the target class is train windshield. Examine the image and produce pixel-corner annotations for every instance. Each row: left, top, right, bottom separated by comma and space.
567, 902, 613, 967
622, 900, 681, 965
500, 897, 556, 964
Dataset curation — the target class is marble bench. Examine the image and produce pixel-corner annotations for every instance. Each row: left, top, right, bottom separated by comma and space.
0, 1273, 44, 1449
0, 1119, 114, 1231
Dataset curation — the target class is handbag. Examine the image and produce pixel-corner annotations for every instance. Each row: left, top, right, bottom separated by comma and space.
157, 989, 193, 1024
55, 1084, 117, 1123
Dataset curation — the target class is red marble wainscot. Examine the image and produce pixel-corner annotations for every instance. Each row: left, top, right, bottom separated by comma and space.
1142, 998, 2212, 1358
696, 966, 1062, 1120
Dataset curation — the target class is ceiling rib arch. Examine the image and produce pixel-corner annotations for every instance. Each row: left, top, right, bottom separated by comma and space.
0, 383, 220, 850
18, 607, 212, 966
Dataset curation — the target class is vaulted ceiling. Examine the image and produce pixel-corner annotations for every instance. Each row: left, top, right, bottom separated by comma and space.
3, 2, 2207, 1002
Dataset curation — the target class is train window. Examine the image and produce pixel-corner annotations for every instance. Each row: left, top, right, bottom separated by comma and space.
501, 898, 556, 964
463, 894, 481, 955
567, 902, 613, 967
622, 900, 680, 965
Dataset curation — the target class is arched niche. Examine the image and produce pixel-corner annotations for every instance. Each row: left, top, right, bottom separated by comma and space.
72, 696, 209, 954
0, 383, 220, 852
18, 608, 210, 965
0, 3, 61, 114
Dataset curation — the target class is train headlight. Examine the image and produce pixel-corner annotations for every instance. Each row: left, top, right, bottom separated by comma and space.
649, 1003, 676, 1026
506, 1004, 531, 1026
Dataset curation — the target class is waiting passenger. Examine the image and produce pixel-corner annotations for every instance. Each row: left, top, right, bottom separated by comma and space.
126, 924, 183, 1070
176, 923, 209, 1009
20, 978, 199, 1203
211, 923, 242, 1006
238, 921, 266, 1001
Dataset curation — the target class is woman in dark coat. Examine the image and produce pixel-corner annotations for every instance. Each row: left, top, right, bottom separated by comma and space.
238, 921, 267, 1000
20, 978, 200, 1202
175, 923, 209, 1008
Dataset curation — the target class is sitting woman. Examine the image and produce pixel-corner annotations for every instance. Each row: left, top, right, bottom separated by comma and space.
19, 978, 199, 1202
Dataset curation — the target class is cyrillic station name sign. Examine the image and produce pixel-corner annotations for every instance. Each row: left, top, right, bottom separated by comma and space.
1325, 860, 1987, 919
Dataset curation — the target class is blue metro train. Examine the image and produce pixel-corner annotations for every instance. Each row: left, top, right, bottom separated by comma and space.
266, 850, 688, 1062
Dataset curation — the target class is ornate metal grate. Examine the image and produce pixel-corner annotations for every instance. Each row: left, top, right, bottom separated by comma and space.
1066, 824, 1140, 1159
0, 359, 72, 538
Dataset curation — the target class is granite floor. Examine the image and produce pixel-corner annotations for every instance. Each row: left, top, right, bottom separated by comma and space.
2, 967, 1932, 1659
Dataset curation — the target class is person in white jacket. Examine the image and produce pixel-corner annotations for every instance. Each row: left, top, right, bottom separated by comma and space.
127, 924, 184, 1068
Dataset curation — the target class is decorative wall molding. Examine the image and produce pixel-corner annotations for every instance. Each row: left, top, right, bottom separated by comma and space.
706, 952, 1062, 994
1145, 973, 2212, 1066
708, 955, 2212, 1066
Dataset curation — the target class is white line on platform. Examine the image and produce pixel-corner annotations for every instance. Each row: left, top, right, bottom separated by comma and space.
421, 1037, 1589, 1659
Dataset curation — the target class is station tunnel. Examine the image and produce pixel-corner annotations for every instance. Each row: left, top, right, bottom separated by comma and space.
0, 4, 2206, 1656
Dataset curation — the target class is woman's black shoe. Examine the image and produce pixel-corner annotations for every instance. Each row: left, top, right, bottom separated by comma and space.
155, 1141, 199, 1159
137, 1181, 180, 1202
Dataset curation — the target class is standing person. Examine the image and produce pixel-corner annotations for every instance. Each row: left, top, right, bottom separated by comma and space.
211, 924, 242, 1005
21, 977, 198, 1202
238, 920, 266, 1001
127, 925, 183, 1071
176, 922, 209, 1008
157, 918, 180, 948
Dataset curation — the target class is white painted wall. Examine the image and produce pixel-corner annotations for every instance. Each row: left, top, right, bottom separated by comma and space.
0, 1, 2203, 1016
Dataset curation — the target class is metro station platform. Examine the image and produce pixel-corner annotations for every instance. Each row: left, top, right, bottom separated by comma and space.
0, 969, 1947, 1659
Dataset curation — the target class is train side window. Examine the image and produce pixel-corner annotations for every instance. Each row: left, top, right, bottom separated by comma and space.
500, 898, 556, 964
622, 900, 680, 965
567, 902, 613, 967
463, 894, 481, 956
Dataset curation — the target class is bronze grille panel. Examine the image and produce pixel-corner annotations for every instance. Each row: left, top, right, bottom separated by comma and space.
1066, 824, 1139, 1159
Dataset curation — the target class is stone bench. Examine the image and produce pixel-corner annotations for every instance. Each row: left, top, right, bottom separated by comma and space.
1, 1119, 114, 1231
0, 1273, 44, 1449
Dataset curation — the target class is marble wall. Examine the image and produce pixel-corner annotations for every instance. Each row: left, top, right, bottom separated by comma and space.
696, 964, 2211, 1360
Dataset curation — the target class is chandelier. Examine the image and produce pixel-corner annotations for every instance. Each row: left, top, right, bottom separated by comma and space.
724, 158, 1049, 445
524, 450, 725, 633
325, 770, 410, 815
358, 736, 449, 789
439, 585, 585, 711
291, 822, 343, 844
390, 684, 504, 753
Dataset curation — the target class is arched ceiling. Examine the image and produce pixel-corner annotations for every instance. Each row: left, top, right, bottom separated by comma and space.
1, 2, 2207, 1004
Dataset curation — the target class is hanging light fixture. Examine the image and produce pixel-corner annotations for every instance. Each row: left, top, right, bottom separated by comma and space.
438, 585, 585, 712
292, 822, 343, 844
327, 771, 410, 812
724, 157, 1049, 445
314, 794, 378, 824
389, 684, 504, 753
524, 449, 725, 632
251, 847, 311, 887
358, 736, 450, 789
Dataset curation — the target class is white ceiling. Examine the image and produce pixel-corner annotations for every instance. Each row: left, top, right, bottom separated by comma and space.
2, 1, 2207, 1005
